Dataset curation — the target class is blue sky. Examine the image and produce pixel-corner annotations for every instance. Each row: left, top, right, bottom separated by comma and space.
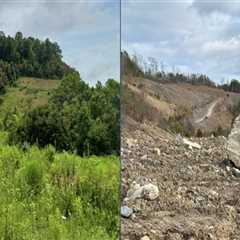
0, 0, 120, 85
122, 0, 240, 84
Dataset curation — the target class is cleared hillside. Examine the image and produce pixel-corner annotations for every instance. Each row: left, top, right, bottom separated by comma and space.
122, 53, 240, 239
122, 75, 240, 239
123, 76, 240, 136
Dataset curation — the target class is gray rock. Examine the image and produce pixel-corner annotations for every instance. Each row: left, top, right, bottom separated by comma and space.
227, 115, 240, 168
232, 167, 240, 177
142, 183, 159, 200
141, 236, 150, 240
126, 182, 159, 201
182, 138, 201, 150
121, 206, 133, 218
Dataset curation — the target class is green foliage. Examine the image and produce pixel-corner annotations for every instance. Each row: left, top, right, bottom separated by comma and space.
8, 74, 120, 156
0, 60, 18, 92
0, 31, 77, 91
220, 79, 240, 93
168, 116, 194, 137
168, 118, 184, 135
22, 160, 44, 195
0, 141, 119, 239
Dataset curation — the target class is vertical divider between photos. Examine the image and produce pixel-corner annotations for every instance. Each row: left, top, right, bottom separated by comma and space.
119, 0, 122, 239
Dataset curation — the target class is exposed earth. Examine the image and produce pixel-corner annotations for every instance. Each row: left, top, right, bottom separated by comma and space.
121, 116, 240, 240
124, 77, 240, 136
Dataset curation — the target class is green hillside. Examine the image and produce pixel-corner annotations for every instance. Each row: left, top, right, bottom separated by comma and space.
0, 77, 59, 129
0, 77, 58, 106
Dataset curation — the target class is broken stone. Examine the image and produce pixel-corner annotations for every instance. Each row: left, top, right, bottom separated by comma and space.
153, 147, 161, 156
182, 138, 201, 149
232, 167, 240, 178
126, 182, 159, 201
141, 236, 150, 240
121, 206, 133, 218
227, 115, 240, 168
142, 183, 159, 200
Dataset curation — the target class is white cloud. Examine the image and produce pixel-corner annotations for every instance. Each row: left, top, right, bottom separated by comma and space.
123, 0, 240, 83
0, 1, 119, 84
192, 0, 240, 16
202, 36, 240, 53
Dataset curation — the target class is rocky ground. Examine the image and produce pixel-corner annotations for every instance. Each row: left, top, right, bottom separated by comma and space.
121, 118, 240, 240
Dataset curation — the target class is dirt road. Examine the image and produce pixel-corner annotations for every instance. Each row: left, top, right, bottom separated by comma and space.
195, 98, 221, 123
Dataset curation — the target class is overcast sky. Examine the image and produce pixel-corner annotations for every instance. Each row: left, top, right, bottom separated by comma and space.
122, 0, 240, 84
0, 0, 120, 85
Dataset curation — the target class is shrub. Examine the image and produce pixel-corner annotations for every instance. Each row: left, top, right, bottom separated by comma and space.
22, 160, 44, 195
196, 129, 203, 138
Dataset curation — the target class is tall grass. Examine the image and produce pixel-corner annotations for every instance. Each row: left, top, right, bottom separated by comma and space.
0, 139, 119, 239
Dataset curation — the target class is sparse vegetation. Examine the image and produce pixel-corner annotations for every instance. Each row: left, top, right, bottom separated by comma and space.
122, 83, 155, 123
122, 51, 216, 87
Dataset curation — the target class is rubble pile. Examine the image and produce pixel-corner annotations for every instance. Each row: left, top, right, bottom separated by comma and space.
121, 122, 240, 240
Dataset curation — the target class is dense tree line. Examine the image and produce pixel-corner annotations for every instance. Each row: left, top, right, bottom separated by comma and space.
122, 51, 216, 87
219, 79, 240, 93
8, 73, 120, 156
0, 31, 76, 91
0, 60, 18, 91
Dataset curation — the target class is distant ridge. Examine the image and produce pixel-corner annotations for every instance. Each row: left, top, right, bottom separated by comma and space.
0, 31, 77, 91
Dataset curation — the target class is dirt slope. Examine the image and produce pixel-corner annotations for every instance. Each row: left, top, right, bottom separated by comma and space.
124, 77, 240, 135
122, 76, 240, 239
121, 118, 240, 240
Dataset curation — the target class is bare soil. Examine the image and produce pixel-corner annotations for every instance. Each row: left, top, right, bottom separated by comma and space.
121, 117, 240, 239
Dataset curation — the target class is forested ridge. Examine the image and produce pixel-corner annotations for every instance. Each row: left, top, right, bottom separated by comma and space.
0, 31, 77, 92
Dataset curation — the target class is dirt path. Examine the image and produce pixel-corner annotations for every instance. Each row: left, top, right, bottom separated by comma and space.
195, 98, 221, 124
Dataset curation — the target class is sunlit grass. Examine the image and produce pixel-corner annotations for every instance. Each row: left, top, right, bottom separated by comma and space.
0, 140, 119, 239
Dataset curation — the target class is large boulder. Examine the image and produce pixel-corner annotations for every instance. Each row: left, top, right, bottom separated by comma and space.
227, 115, 240, 168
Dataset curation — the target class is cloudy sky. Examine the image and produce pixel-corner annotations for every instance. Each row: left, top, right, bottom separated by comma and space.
122, 0, 240, 84
0, 0, 119, 85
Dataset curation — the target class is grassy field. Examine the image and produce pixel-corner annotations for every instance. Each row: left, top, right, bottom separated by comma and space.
0, 77, 59, 131
0, 132, 119, 239
0, 77, 59, 112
